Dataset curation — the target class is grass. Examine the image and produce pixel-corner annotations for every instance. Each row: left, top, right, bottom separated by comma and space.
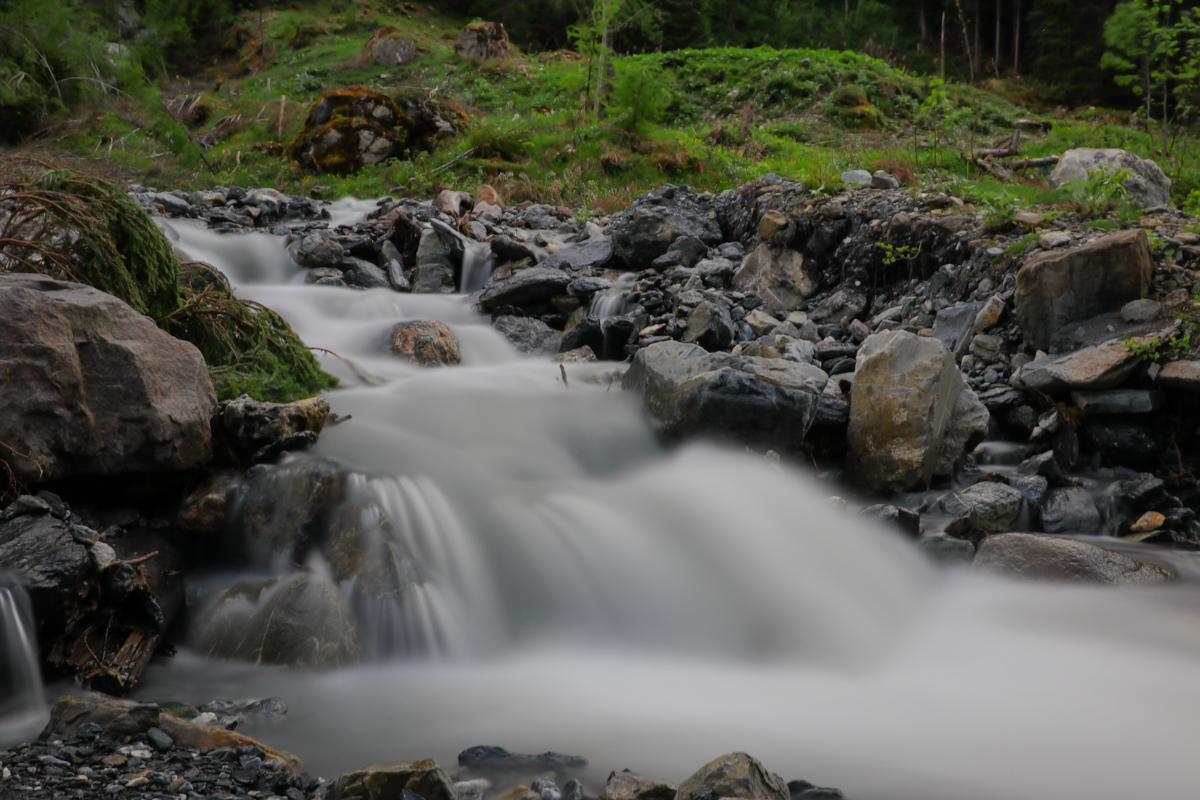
8, 0, 1200, 227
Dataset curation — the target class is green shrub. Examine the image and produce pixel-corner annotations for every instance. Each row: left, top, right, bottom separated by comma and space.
609, 59, 670, 134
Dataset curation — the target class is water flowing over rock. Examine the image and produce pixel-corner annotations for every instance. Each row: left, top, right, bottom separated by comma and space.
390, 320, 462, 366
624, 341, 828, 447
193, 572, 360, 668
973, 533, 1171, 585
0, 274, 215, 483
338, 758, 458, 800
608, 185, 722, 271
847, 331, 964, 495
676, 752, 789, 800
1048, 148, 1172, 208
1014, 230, 1153, 351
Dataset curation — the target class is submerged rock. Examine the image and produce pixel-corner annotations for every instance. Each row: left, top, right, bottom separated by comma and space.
215, 395, 331, 464
973, 533, 1171, 584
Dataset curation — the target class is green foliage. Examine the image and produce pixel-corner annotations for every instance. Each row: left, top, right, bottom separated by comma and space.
1124, 330, 1194, 360
608, 59, 669, 133
467, 122, 532, 161
1069, 168, 1133, 220
163, 272, 337, 403
875, 242, 915, 265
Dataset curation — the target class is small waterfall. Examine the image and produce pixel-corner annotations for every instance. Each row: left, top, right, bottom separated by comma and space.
460, 240, 497, 294
0, 580, 46, 746
590, 273, 637, 321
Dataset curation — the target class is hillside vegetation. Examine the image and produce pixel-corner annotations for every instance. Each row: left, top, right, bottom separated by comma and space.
1, 0, 1199, 218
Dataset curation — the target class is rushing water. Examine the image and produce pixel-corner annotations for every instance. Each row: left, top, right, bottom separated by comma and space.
13, 202, 1200, 799
0, 583, 46, 746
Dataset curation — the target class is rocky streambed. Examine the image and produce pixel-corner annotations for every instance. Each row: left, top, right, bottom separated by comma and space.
3, 163, 1200, 799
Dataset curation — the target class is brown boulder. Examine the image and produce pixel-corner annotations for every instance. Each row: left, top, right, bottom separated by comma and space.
1015, 230, 1153, 351
390, 320, 462, 366
0, 274, 215, 483
454, 22, 513, 61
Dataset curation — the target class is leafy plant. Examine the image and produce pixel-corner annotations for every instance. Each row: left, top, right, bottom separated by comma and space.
609, 59, 669, 134
1069, 168, 1132, 220
876, 242, 915, 265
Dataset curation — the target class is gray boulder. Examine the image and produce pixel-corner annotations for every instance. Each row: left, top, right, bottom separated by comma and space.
1039, 487, 1101, 533
1049, 148, 1172, 208
932, 482, 1025, 534
848, 331, 964, 495
934, 384, 990, 477
731, 244, 817, 313
479, 268, 572, 310
493, 315, 563, 356
974, 533, 1170, 584
683, 301, 735, 351
1014, 229, 1153, 351
287, 229, 344, 268
623, 341, 828, 448
0, 275, 215, 483
542, 238, 614, 272
608, 185, 722, 271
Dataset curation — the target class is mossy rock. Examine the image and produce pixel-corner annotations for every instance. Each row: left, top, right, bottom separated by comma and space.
285, 86, 466, 174
831, 84, 869, 108
834, 103, 884, 131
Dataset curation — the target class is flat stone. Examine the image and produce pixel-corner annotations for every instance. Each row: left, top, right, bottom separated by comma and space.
1071, 389, 1163, 414
973, 532, 1171, 584
1158, 360, 1200, 392
932, 302, 982, 359
1015, 229, 1153, 350
1012, 340, 1143, 393
479, 267, 572, 310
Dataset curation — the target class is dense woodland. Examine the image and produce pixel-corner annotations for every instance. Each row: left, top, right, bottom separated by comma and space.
1, 0, 1199, 124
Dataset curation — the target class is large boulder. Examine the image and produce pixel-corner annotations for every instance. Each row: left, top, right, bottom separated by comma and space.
338, 759, 457, 800
0, 274, 215, 483
623, 341, 828, 447
847, 331, 964, 495
1014, 230, 1153, 351
731, 244, 817, 313
931, 482, 1025, 534
608, 185, 722, 271
1048, 148, 1172, 208
454, 22, 513, 61
974, 533, 1171, 584
676, 752, 789, 800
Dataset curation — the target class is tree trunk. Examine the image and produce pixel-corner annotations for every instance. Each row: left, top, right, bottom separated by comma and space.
1013, 0, 1020, 76
973, 0, 981, 76
941, 11, 946, 81
995, 0, 1001, 76
919, 0, 928, 44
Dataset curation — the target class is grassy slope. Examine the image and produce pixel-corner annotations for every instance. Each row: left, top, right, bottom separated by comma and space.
25, 1, 1200, 220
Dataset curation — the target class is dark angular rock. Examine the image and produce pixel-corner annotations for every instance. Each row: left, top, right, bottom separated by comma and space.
480, 268, 573, 310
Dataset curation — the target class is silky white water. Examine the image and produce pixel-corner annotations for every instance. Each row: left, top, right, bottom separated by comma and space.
31, 209, 1200, 799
